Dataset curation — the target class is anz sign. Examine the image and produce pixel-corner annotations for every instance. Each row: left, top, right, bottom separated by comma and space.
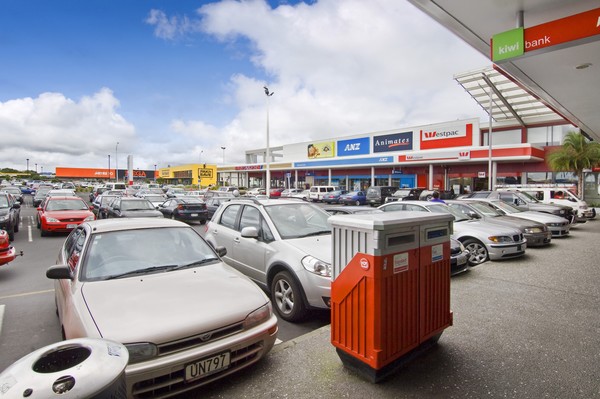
337, 137, 370, 157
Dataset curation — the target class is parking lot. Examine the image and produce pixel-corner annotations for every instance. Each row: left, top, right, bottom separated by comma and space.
194, 216, 600, 398
1, 196, 599, 398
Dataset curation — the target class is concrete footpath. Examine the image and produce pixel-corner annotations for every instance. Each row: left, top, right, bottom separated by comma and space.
194, 219, 600, 399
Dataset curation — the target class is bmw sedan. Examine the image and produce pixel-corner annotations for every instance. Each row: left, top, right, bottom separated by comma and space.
379, 201, 527, 266
46, 218, 277, 398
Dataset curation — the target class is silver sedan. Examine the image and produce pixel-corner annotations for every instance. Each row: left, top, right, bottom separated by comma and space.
47, 218, 277, 398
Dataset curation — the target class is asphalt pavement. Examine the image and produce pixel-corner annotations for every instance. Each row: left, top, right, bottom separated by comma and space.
189, 216, 600, 399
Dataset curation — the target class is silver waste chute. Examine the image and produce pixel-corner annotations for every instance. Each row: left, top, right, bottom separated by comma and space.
0, 338, 128, 398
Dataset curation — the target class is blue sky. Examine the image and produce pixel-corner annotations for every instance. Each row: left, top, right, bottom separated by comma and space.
0, 0, 489, 172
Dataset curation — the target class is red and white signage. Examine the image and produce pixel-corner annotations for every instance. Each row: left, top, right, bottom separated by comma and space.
420, 123, 474, 150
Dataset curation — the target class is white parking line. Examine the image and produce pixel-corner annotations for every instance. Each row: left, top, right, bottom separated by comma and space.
28, 225, 32, 242
275, 338, 282, 345
0, 305, 4, 335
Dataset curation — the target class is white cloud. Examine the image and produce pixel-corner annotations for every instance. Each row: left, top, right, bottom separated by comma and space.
181, 0, 490, 163
3, 0, 490, 173
0, 88, 136, 171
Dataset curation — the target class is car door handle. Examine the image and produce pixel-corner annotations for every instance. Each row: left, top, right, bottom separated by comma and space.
234, 237, 240, 243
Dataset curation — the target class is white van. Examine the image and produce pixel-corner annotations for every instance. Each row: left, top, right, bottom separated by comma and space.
104, 182, 127, 191
308, 185, 340, 202
497, 185, 594, 221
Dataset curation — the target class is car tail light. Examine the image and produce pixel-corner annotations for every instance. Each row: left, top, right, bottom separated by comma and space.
177, 205, 184, 210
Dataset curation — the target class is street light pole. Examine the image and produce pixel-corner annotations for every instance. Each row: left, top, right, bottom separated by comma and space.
221, 146, 226, 164
115, 142, 119, 182
26, 158, 29, 172
264, 86, 274, 195
154, 164, 157, 182
108, 155, 111, 181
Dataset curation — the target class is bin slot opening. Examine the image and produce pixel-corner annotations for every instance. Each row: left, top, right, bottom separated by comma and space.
386, 234, 415, 247
426, 229, 448, 240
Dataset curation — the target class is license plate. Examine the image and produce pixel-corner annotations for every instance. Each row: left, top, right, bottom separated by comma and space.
185, 352, 230, 382
516, 245, 522, 251
66, 224, 78, 229
191, 213, 198, 217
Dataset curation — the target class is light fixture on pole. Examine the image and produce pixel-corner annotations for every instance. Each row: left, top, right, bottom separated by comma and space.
264, 86, 274, 195
35, 163, 37, 173
108, 155, 111, 180
154, 164, 157, 182
221, 146, 226, 164
115, 142, 119, 182
26, 158, 29, 172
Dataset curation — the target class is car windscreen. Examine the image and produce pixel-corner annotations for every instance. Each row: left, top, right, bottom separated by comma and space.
121, 200, 155, 210
46, 199, 88, 211
265, 204, 331, 239
0, 196, 9, 208
82, 227, 218, 280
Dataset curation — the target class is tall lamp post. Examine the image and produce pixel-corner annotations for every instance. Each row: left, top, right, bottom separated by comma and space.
264, 86, 274, 195
154, 164, 157, 182
115, 142, 119, 182
221, 146, 226, 164
26, 158, 29, 173
108, 155, 111, 180
35, 163, 37, 173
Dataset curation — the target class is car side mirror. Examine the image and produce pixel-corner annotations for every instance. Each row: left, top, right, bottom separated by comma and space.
46, 265, 73, 280
12, 203, 20, 209
467, 211, 480, 219
215, 246, 227, 257
240, 226, 259, 239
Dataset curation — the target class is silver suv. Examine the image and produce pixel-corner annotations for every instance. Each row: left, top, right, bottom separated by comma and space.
205, 198, 332, 322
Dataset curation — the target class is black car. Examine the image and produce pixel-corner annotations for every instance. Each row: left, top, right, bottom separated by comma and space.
2, 186, 24, 204
366, 186, 397, 207
158, 198, 209, 223
205, 196, 232, 218
105, 197, 163, 219
0, 192, 21, 241
92, 195, 119, 219
33, 187, 53, 207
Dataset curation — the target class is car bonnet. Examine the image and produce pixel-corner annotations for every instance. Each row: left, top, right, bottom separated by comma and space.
80, 264, 269, 344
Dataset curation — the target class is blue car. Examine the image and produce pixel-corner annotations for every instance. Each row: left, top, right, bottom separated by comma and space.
339, 191, 367, 206
20, 186, 36, 195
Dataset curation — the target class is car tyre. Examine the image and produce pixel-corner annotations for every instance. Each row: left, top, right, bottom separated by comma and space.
14, 220, 19, 233
355, 200, 361, 206
271, 271, 308, 322
463, 238, 488, 266
7, 225, 15, 241
41, 229, 48, 237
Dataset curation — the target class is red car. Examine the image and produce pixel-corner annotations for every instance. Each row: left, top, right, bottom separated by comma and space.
269, 188, 285, 198
37, 196, 95, 236
0, 230, 17, 266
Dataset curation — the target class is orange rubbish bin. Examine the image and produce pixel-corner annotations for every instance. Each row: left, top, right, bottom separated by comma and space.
329, 211, 454, 382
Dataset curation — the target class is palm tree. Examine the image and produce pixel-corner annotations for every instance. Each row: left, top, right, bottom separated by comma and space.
547, 131, 600, 197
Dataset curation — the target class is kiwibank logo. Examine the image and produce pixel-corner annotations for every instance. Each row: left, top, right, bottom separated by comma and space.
492, 27, 524, 62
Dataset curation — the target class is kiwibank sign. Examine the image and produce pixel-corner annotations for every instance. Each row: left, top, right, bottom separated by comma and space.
492, 27, 524, 62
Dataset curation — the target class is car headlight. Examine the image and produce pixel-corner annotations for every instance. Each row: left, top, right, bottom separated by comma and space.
524, 227, 544, 234
488, 235, 513, 243
244, 302, 272, 330
84, 215, 95, 221
125, 342, 158, 364
302, 255, 331, 277
557, 210, 566, 215
46, 217, 60, 222
0, 215, 8, 222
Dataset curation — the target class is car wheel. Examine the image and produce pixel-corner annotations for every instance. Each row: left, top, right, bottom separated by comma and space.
170, 214, 176, 220
7, 226, 15, 241
41, 229, 48, 237
14, 220, 19, 233
463, 238, 489, 266
355, 200, 361, 206
271, 271, 308, 322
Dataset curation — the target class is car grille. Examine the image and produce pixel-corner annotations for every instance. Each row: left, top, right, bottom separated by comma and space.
131, 341, 264, 399
57, 217, 86, 222
157, 323, 244, 356
513, 233, 523, 242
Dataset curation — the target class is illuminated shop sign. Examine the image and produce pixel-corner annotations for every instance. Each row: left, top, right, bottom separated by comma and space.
199, 169, 214, 178
373, 131, 413, 153
337, 137, 370, 156
420, 123, 473, 150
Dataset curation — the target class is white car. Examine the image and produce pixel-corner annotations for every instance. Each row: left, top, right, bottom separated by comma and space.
205, 199, 332, 322
378, 201, 527, 266
47, 218, 277, 398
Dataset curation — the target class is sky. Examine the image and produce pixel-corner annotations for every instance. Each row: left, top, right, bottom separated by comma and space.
0, 0, 490, 173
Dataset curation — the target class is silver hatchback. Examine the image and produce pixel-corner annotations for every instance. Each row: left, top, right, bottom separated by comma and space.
205, 198, 332, 322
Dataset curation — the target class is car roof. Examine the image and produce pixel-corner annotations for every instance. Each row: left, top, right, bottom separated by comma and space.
84, 217, 187, 234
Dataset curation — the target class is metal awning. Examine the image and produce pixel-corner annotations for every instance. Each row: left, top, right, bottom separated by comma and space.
454, 66, 567, 127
